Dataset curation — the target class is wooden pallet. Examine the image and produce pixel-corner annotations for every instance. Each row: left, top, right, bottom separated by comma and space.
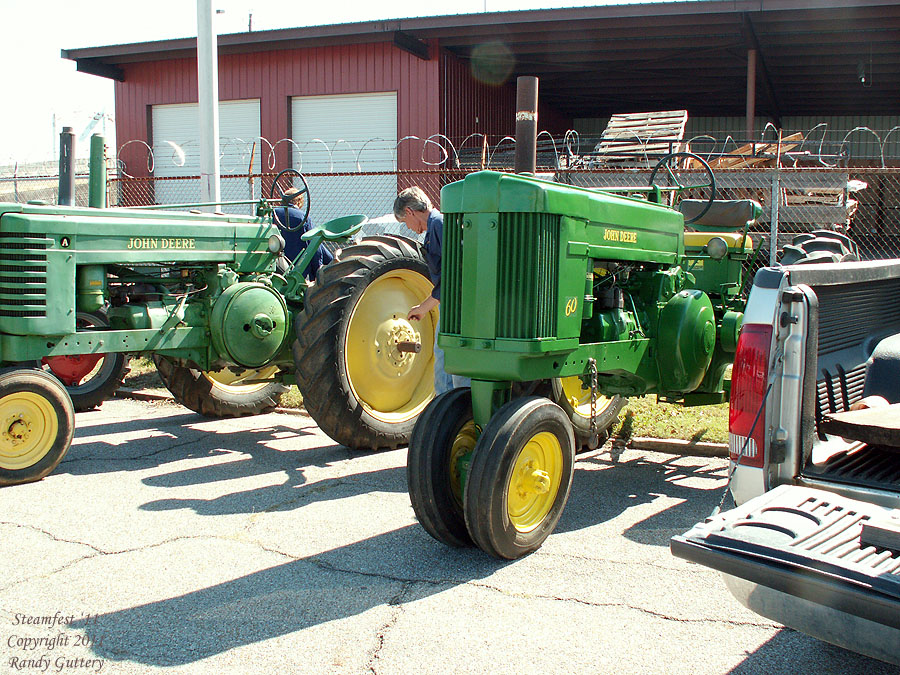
590, 110, 689, 164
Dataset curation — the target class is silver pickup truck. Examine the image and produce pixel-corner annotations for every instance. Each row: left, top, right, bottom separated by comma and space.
671, 258, 900, 665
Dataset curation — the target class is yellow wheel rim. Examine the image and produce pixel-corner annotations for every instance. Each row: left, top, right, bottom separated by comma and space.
558, 376, 615, 420
448, 420, 478, 509
202, 365, 280, 393
0, 391, 59, 471
506, 431, 563, 533
345, 269, 435, 423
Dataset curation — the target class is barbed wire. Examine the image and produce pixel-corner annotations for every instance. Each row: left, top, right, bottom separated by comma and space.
107, 123, 900, 178
4, 121, 900, 181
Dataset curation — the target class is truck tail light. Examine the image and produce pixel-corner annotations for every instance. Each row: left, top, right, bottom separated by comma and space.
729, 323, 773, 469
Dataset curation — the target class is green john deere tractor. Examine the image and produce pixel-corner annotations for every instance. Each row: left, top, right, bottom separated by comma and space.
0, 135, 436, 486
408, 152, 767, 559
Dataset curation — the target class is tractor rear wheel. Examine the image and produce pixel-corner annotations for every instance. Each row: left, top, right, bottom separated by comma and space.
0, 369, 74, 486
779, 230, 859, 265
153, 357, 286, 417
551, 377, 623, 451
293, 235, 435, 450
39, 310, 129, 412
464, 396, 575, 559
408, 388, 476, 548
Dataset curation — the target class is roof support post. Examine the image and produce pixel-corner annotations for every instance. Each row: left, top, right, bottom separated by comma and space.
741, 13, 782, 129
746, 48, 757, 139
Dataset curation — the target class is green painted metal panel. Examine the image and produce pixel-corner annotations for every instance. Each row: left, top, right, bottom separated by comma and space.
442, 212, 464, 335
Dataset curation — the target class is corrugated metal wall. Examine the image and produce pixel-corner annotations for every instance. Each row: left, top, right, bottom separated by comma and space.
439, 51, 571, 157
114, 41, 441, 177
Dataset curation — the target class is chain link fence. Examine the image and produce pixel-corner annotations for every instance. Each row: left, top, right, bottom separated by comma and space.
560, 166, 900, 261
4, 161, 899, 267
0, 159, 91, 206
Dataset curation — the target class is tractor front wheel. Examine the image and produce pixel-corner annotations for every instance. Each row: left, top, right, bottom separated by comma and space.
464, 397, 575, 559
293, 236, 435, 450
154, 357, 286, 417
0, 369, 74, 486
408, 388, 477, 548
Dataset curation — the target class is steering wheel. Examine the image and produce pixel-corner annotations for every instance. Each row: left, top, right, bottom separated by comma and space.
648, 152, 716, 225
270, 168, 311, 232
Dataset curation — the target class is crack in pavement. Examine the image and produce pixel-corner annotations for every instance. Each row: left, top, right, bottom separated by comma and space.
365, 581, 411, 674
0, 521, 107, 554
0, 530, 246, 594
545, 550, 720, 577
60, 437, 204, 465
462, 581, 780, 629
235, 545, 779, 632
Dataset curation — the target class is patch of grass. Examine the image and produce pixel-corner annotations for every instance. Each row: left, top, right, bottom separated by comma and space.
279, 385, 303, 408
611, 395, 728, 444
124, 356, 165, 391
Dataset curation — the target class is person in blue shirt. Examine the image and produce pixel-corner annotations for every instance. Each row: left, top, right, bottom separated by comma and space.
394, 186, 469, 395
273, 187, 333, 280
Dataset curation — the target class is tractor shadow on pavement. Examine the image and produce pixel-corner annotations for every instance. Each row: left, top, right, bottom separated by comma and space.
69, 525, 505, 667
557, 451, 729, 546
61, 406, 341, 480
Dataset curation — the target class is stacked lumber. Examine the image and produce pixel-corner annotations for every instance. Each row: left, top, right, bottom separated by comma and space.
688, 132, 805, 169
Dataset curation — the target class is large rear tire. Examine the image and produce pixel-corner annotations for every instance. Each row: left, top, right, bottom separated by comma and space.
551, 376, 623, 451
153, 356, 286, 417
293, 235, 435, 450
0, 369, 74, 486
779, 230, 859, 265
39, 310, 129, 412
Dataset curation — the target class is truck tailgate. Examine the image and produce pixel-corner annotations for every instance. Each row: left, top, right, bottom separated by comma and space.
671, 484, 900, 629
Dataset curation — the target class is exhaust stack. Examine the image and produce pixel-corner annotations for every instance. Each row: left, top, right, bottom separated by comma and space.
513, 76, 538, 175
58, 127, 75, 206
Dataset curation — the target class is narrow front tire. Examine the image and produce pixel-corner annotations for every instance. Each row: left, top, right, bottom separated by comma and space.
0, 369, 75, 486
408, 388, 477, 548
464, 397, 575, 559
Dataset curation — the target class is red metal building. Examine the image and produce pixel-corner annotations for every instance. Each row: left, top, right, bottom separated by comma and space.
63, 1, 900, 180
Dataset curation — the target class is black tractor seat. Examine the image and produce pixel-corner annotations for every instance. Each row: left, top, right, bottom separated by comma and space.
679, 199, 762, 232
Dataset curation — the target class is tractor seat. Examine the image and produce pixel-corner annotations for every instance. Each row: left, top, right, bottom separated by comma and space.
679, 199, 762, 232
301, 214, 367, 242
683, 231, 753, 251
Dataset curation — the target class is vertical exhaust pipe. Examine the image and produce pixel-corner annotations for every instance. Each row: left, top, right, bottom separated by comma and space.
514, 76, 538, 175
88, 134, 107, 208
58, 126, 75, 206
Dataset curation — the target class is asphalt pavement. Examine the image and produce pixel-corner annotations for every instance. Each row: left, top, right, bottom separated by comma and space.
1, 398, 895, 675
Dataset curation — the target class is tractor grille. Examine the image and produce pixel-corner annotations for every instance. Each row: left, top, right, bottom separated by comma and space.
442, 212, 560, 339
496, 213, 560, 339
442, 212, 464, 335
0, 231, 49, 319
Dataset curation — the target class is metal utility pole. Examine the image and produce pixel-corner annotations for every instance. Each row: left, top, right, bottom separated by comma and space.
197, 0, 221, 209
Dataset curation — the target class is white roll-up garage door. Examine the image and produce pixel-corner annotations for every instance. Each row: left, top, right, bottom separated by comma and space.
291, 92, 397, 224
151, 99, 261, 212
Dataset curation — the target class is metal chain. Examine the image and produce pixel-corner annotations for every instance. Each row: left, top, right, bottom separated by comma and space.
588, 358, 599, 449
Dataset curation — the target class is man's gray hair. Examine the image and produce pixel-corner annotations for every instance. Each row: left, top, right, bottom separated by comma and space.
393, 186, 432, 220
